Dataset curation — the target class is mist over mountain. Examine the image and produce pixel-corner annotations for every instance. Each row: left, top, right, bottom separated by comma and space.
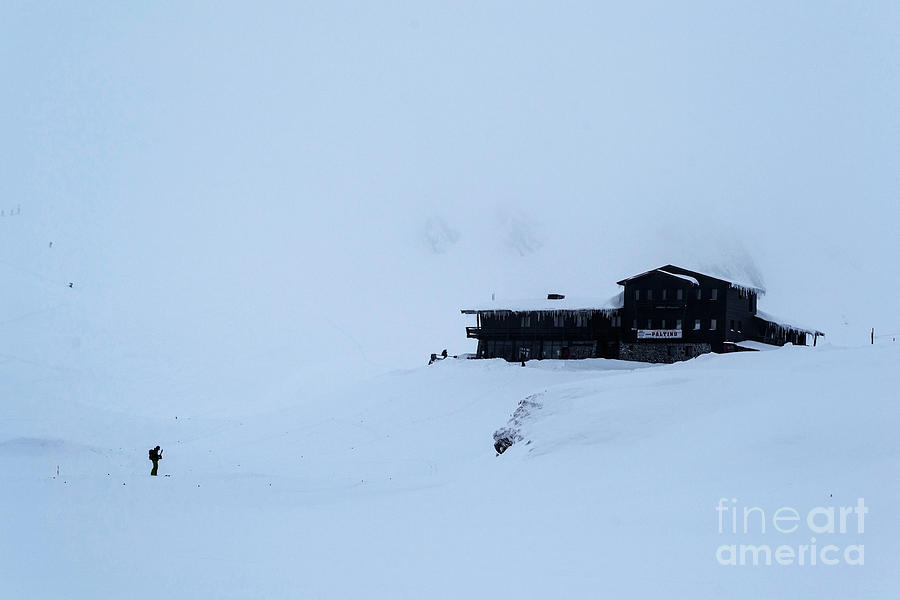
2, 1, 897, 387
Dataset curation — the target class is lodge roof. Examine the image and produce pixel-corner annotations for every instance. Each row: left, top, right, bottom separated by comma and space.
461, 292, 624, 315
616, 264, 766, 295
755, 310, 825, 337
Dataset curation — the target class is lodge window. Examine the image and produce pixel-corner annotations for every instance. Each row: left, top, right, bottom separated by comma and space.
661, 319, 667, 329
635, 289, 640, 301
710, 318, 717, 330
647, 289, 653, 300
647, 319, 652, 329
633, 319, 638, 330
697, 289, 702, 300
521, 316, 531, 327
711, 288, 718, 301
677, 289, 683, 300
662, 289, 668, 300
694, 319, 701, 330
676, 319, 682, 330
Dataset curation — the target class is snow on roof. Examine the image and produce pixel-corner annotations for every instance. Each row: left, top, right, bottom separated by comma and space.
686, 264, 766, 295
756, 310, 824, 336
464, 291, 624, 314
656, 270, 699, 286
618, 265, 765, 295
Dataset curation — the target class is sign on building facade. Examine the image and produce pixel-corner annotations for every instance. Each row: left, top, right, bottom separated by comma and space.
637, 329, 682, 340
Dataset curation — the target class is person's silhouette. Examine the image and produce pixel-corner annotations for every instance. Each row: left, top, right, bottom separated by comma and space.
149, 446, 162, 476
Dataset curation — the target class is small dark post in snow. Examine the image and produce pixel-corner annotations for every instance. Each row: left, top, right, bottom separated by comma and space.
871, 328, 874, 345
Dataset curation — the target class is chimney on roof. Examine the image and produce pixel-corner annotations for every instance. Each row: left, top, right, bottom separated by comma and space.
547, 293, 565, 300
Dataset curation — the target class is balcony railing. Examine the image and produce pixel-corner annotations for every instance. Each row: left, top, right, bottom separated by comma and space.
466, 326, 605, 340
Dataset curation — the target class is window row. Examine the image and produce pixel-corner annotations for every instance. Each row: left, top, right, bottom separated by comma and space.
634, 288, 718, 301
631, 318, 724, 331
478, 340, 597, 360
633, 318, 683, 330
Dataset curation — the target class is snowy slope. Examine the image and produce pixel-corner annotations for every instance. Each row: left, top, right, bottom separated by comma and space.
2, 343, 897, 598
2, 4, 899, 597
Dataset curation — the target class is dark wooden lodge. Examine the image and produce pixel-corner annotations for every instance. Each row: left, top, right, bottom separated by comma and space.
462, 265, 823, 364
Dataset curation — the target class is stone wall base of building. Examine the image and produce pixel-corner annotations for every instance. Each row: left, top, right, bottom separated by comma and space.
618, 342, 711, 364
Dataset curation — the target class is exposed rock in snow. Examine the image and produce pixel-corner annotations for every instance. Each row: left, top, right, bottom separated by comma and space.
493, 393, 543, 454
496, 207, 543, 256
423, 215, 460, 254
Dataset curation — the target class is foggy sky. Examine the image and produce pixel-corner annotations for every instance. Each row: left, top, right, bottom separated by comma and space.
2, 2, 898, 380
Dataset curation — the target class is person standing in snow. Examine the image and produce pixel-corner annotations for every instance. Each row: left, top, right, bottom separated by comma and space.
149, 445, 163, 476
